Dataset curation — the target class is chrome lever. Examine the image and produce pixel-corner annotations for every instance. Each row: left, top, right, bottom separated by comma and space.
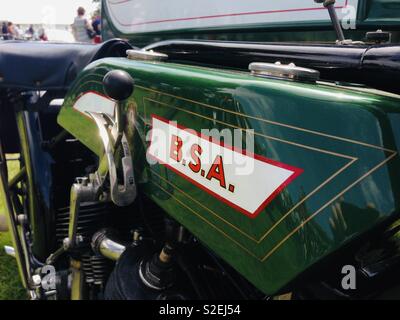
89, 112, 136, 207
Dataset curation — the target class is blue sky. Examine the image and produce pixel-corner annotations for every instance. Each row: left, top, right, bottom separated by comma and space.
0, 0, 99, 24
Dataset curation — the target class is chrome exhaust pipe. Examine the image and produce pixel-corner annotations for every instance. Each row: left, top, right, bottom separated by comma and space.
91, 229, 126, 261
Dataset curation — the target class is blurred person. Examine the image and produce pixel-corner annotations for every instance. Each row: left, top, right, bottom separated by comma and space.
2, 22, 8, 40
38, 28, 48, 41
14, 24, 22, 39
91, 14, 102, 43
7, 22, 16, 40
25, 24, 35, 40
71, 7, 94, 43
93, 34, 101, 44
92, 14, 101, 36
26, 24, 35, 36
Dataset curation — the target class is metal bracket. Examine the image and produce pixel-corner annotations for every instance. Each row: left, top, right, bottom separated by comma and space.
45, 175, 101, 263
68, 176, 101, 249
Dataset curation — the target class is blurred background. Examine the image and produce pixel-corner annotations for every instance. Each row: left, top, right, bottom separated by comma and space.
0, 0, 100, 42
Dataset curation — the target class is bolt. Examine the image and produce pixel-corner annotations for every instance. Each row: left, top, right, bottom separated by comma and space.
31, 274, 42, 286
17, 214, 28, 226
62, 238, 71, 250
132, 229, 141, 242
76, 235, 84, 244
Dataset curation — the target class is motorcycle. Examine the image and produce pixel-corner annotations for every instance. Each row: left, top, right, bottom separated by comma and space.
1, 0, 400, 300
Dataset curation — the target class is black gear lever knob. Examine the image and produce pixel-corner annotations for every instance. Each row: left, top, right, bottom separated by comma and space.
103, 70, 134, 101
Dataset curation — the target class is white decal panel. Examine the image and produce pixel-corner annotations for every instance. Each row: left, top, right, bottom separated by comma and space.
73, 92, 116, 117
147, 115, 303, 218
105, 0, 358, 34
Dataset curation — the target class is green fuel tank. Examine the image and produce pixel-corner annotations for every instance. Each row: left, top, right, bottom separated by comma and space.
58, 57, 400, 295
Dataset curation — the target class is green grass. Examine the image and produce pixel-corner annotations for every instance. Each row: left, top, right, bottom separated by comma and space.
0, 155, 26, 300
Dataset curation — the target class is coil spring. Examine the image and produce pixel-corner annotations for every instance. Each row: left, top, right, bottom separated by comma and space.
81, 254, 113, 286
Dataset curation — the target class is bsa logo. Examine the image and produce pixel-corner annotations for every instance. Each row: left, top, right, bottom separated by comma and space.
147, 115, 303, 218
